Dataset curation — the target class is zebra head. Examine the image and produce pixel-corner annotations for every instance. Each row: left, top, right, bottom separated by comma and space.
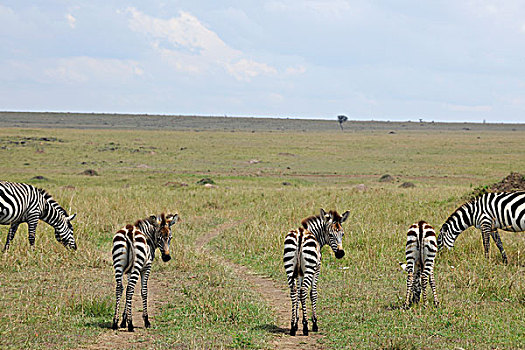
153, 213, 179, 262
320, 209, 350, 259
438, 203, 472, 251
55, 213, 77, 250
437, 222, 457, 251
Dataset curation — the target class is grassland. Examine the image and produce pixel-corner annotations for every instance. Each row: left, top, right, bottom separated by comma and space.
0, 115, 523, 349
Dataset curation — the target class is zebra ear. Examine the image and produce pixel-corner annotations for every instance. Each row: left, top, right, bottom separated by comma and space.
320, 209, 330, 223
67, 213, 76, 221
340, 211, 350, 223
168, 214, 179, 226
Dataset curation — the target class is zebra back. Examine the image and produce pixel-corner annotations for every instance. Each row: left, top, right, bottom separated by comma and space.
406, 221, 437, 272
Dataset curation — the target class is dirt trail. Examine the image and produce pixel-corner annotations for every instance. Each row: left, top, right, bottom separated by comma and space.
199, 221, 324, 350
84, 220, 324, 349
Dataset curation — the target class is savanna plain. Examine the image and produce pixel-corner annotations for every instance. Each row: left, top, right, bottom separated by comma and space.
0, 114, 524, 349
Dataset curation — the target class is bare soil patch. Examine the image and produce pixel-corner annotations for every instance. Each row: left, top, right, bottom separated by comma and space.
469, 172, 525, 199
199, 221, 325, 350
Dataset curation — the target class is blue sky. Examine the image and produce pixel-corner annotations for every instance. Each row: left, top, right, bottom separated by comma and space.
1, 1, 524, 122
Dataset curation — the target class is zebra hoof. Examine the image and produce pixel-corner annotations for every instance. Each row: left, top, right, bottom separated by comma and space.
312, 323, 318, 332
144, 317, 151, 328
128, 323, 134, 332
290, 323, 297, 336
303, 328, 309, 336
120, 319, 126, 328
111, 322, 118, 330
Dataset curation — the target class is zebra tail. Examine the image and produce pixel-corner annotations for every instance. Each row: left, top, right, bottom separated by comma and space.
122, 225, 136, 275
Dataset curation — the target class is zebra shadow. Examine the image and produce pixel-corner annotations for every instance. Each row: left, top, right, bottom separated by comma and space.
383, 302, 404, 311
84, 320, 114, 329
253, 324, 289, 334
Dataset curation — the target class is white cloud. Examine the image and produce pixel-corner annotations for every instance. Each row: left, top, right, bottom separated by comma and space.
265, 0, 351, 17
446, 103, 492, 112
125, 7, 276, 81
44, 57, 143, 84
226, 59, 276, 81
285, 65, 306, 75
66, 13, 76, 28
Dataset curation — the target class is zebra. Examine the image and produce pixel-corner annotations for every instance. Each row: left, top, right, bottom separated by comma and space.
403, 221, 439, 309
283, 208, 349, 336
0, 181, 77, 251
112, 212, 179, 332
438, 192, 525, 264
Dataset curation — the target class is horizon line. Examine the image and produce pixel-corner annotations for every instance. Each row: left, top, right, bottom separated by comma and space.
0, 110, 523, 125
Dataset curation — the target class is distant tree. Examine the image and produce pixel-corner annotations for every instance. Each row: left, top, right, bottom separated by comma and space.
337, 115, 348, 131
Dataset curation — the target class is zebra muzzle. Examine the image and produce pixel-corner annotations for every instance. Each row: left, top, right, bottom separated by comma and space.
335, 249, 345, 259
161, 253, 171, 262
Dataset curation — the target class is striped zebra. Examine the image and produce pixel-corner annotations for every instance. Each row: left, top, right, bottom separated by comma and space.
403, 221, 439, 309
438, 192, 525, 264
283, 208, 349, 336
112, 212, 179, 332
0, 181, 77, 251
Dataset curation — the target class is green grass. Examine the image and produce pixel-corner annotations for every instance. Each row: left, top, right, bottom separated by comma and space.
0, 125, 524, 349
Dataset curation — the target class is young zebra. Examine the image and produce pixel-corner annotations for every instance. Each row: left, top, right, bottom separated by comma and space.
0, 181, 77, 251
403, 221, 439, 309
438, 192, 525, 264
112, 212, 178, 332
283, 208, 349, 336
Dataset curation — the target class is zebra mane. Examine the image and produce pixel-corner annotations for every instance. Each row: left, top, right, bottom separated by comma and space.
328, 210, 343, 221
469, 190, 525, 203
37, 187, 68, 217
301, 215, 322, 229
301, 210, 344, 228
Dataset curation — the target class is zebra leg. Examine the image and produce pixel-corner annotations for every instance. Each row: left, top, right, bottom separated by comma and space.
403, 270, 414, 309
429, 273, 439, 306
141, 263, 152, 328
310, 264, 320, 332
299, 285, 309, 335
481, 225, 491, 259
112, 272, 124, 330
122, 269, 140, 332
490, 229, 508, 264
288, 277, 298, 336
3, 222, 20, 252
421, 272, 429, 307
27, 216, 39, 248
300, 274, 313, 336
411, 269, 421, 305
119, 274, 129, 329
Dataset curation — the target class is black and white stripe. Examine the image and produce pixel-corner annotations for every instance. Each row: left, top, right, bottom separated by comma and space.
403, 221, 439, 309
283, 208, 349, 336
112, 212, 178, 332
0, 181, 77, 251
438, 192, 525, 264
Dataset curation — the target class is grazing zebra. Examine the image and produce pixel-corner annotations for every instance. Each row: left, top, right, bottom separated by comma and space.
112, 212, 178, 332
0, 181, 77, 251
283, 208, 349, 336
403, 221, 439, 309
438, 192, 525, 264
